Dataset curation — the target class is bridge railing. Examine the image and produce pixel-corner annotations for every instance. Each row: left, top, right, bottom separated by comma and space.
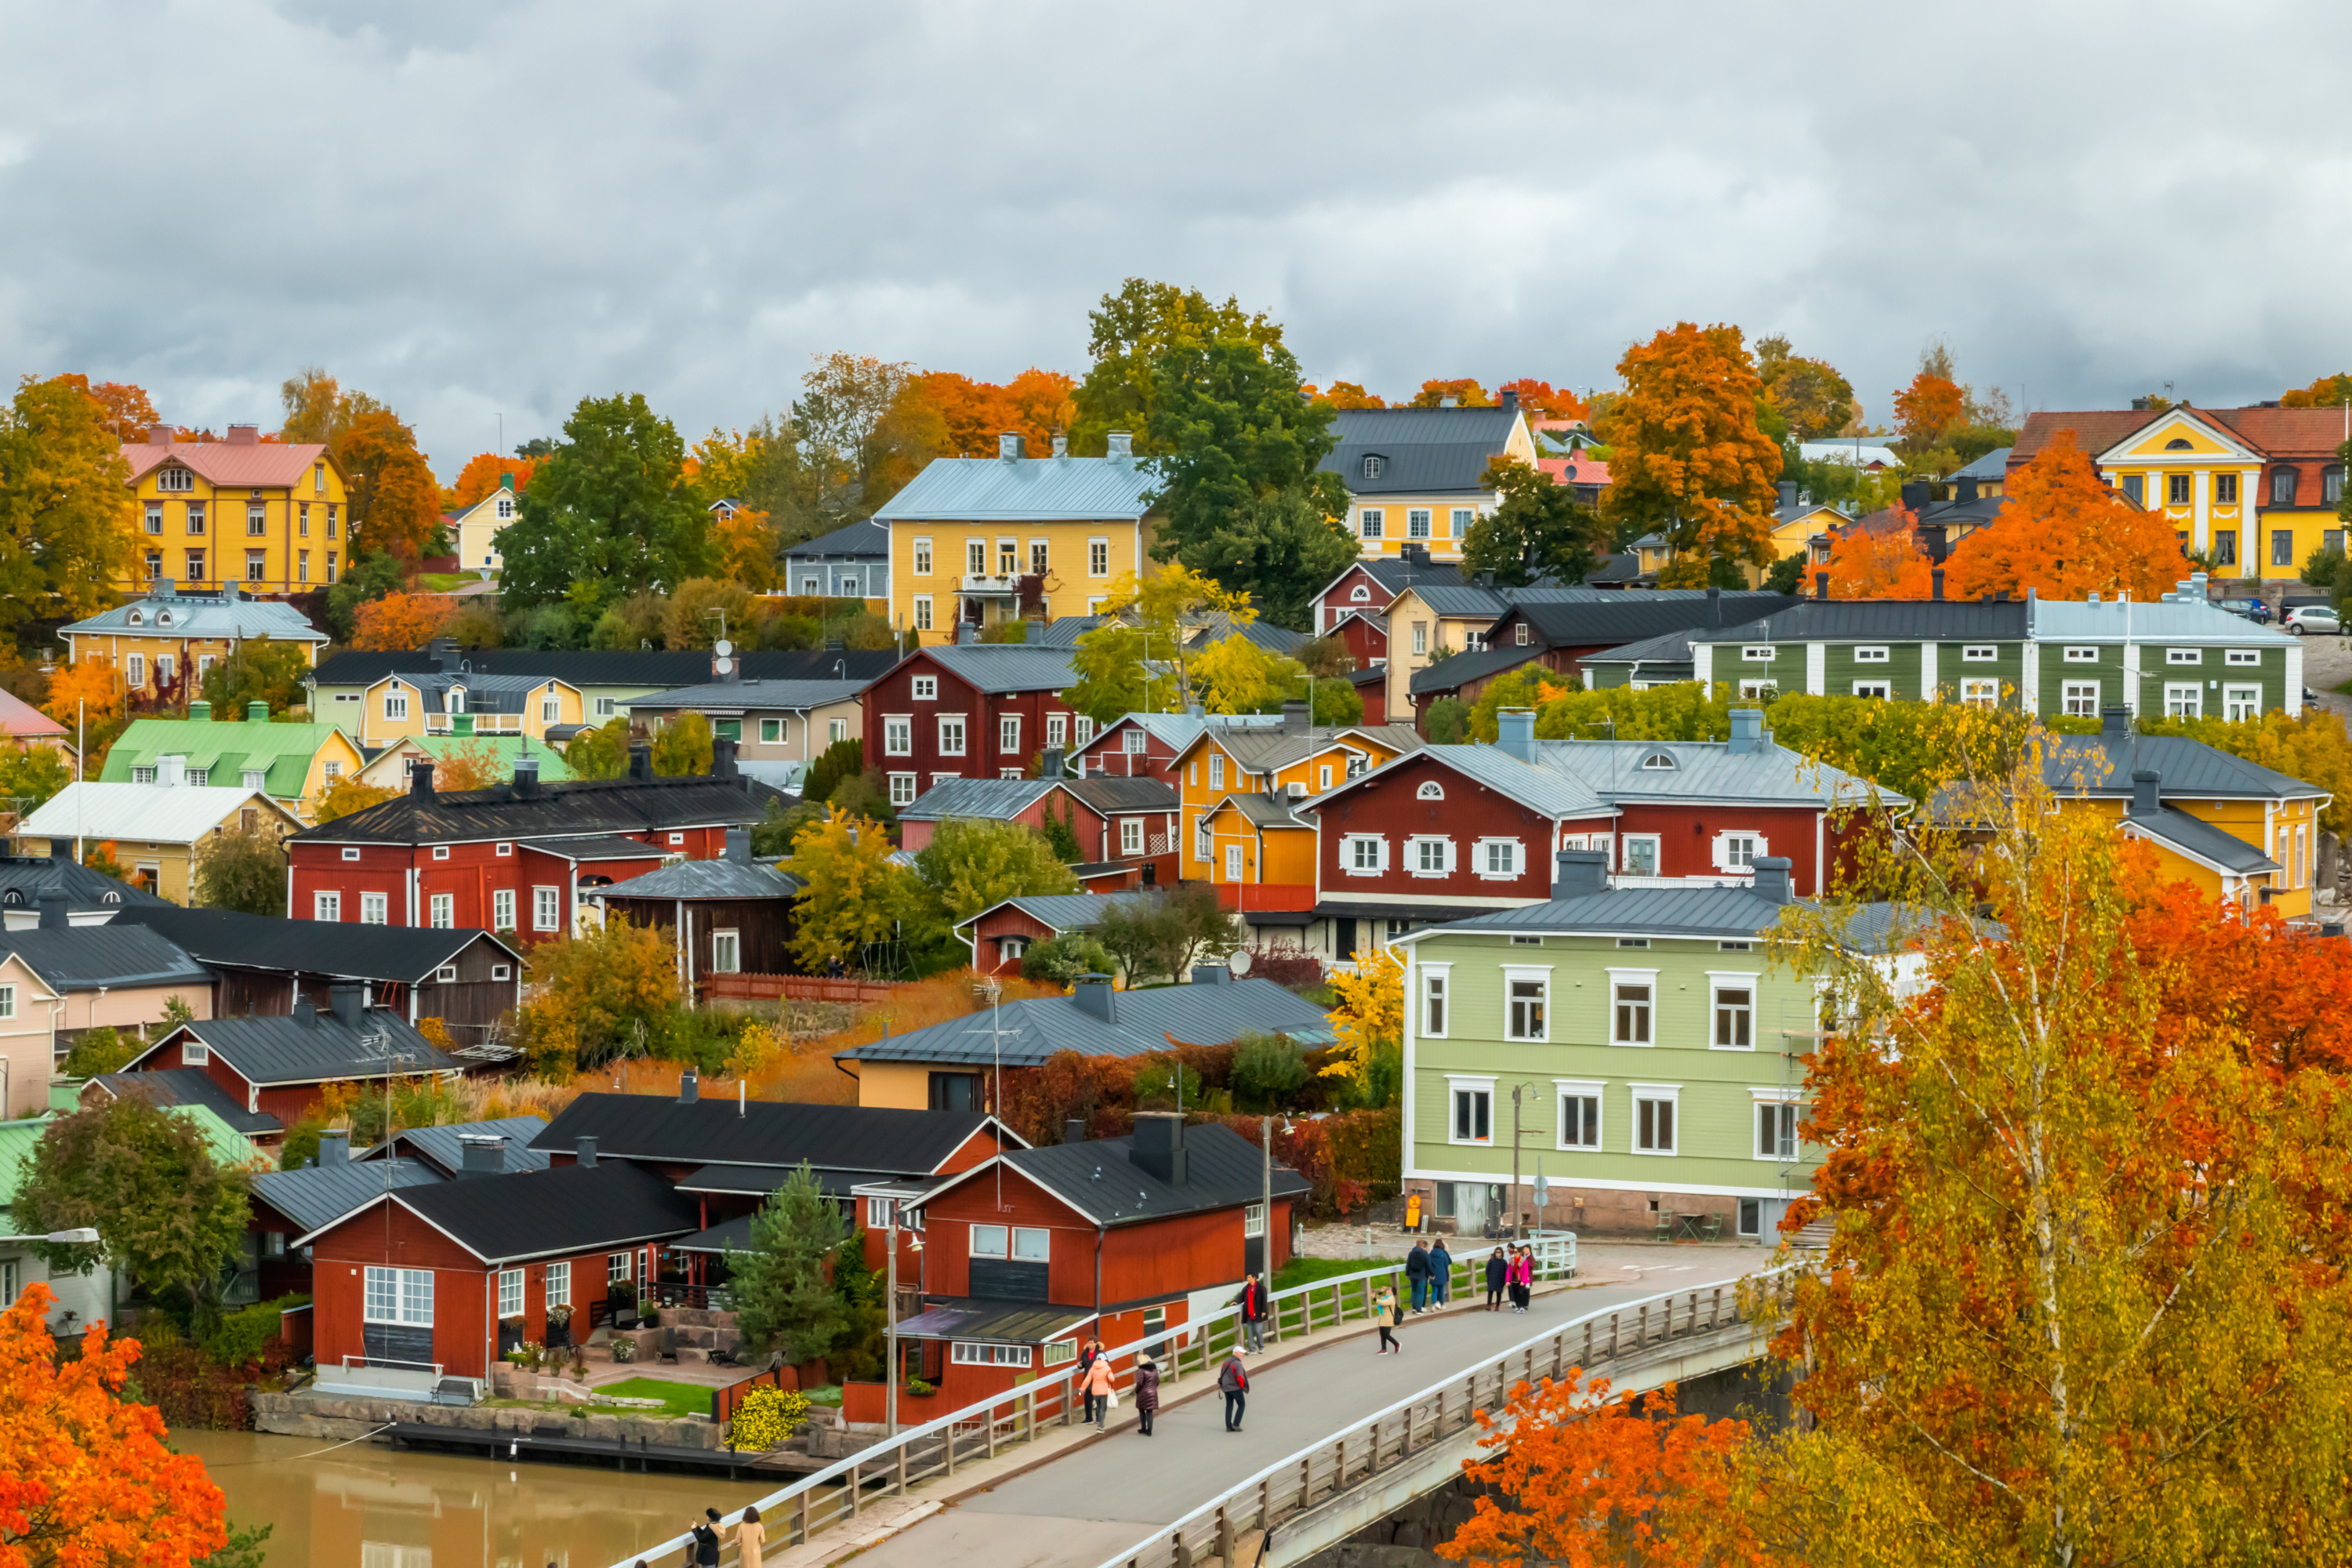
1090, 1265, 1797, 1568
605, 1247, 1574, 1568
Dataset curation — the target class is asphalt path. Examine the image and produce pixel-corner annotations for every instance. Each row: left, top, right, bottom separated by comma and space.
849, 1255, 1755, 1568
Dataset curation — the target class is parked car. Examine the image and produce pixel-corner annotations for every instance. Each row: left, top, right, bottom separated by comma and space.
2285, 606, 2341, 636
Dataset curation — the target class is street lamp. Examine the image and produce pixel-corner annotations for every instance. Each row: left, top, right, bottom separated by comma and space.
0, 1228, 100, 1243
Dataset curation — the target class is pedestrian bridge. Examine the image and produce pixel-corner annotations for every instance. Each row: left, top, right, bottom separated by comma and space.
607, 1254, 1785, 1568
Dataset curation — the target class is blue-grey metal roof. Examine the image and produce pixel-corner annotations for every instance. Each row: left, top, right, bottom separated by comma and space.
936, 1122, 1312, 1228
0, 858, 162, 914
1321, 407, 1523, 496
1410, 642, 1550, 697
782, 518, 890, 561
1056, 777, 1178, 815
840, 976, 1335, 1068
1534, 739, 1904, 808
93, 1067, 279, 1136
252, 1159, 441, 1233
1217, 792, 1314, 829
2027, 596, 2298, 644
0, 926, 212, 992
111, 906, 519, 982
63, 588, 327, 642
1310, 742, 1609, 822
674, 1163, 870, 1199
873, 455, 1156, 522
628, 678, 870, 713
919, 644, 1080, 694
358, 1116, 553, 1177
2127, 808, 2278, 873
1211, 724, 1425, 774
133, 1012, 458, 1087
1410, 886, 1797, 938
1038, 616, 1107, 648
1580, 626, 1700, 666
893, 1298, 1098, 1344
898, 776, 1056, 822
1197, 616, 1308, 655
2040, 734, 2321, 799
1951, 447, 2013, 481
953, 891, 1160, 935
1687, 600, 2031, 644
1075, 712, 1284, 757
596, 858, 801, 901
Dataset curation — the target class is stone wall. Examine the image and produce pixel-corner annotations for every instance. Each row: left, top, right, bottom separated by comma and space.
251, 1391, 724, 1450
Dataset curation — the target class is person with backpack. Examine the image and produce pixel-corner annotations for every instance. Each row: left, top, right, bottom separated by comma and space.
1373, 1279, 1403, 1353
1404, 1240, 1431, 1313
1428, 1238, 1454, 1308
1218, 1348, 1249, 1431
1484, 1247, 1508, 1311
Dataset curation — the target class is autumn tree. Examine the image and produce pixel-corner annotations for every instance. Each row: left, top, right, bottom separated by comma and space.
1322, 947, 1403, 1087
907, 367, 1077, 457
1755, 334, 1856, 440
13, 1096, 251, 1323
1408, 379, 1494, 408
200, 639, 311, 718
499, 394, 710, 608
0, 375, 140, 629
662, 577, 753, 649
1893, 363, 1965, 455
1755, 765, 2352, 1566
339, 408, 444, 561
1597, 323, 1781, 586
313, 775, 398, 822
514, 916, 681, 1074
1494, 378, 1589, 420
351, 591, 459, 651
431, 738, 508, 791
2280, 372, 2352, 409
194, 822, 289, 916
710, 505, 779, 592
48, 375, 162, 445
650, 711, 713, 776
1461, 456, 1610, 587
1820, 507, 1935, 598
278, 365, 386, 450
1946, 429, 2190, 601
442, 451, 538, 510
0, 1283, 230, 1565
1308, 382, 1387, 409
786, 805, 925, 974
910, 817, 1079, 924
561, 716, 633, 780
1439, 1370, 1758, 1568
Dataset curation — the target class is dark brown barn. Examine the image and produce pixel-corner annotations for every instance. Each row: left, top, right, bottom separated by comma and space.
588, 831, 801, 995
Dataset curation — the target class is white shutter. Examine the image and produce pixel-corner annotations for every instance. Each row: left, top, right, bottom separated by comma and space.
1377, 837, 1391, 873
1711, 831, 1733, 872
1442, 838, 1457, 873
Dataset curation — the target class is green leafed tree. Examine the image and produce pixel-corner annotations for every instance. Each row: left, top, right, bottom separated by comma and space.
726, 1163, 853, 1364
912, 817, 1080, 926
13, 1096, 250, 1324
650, 710, 713, 776
0, 375, 140, 633
497, 394, 710, 609
1460, 457, 1611, 587
199, 641, 312, 720
194, 822, 289, 916
1070, 279, 1285, 456
1018, 930, 1115, 987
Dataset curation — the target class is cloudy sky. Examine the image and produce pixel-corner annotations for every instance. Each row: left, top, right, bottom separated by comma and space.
5, 0, 2352, 476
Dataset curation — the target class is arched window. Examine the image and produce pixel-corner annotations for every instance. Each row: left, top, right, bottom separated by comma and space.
1362, 455, 1385, 481
2163, 437, 2192, 450
2274, 466, 2299, 507
447, 686, 466, 713
126, 610, 143, 626
1640, 751, 1678, 771
157, 609, 174, 626
1350, 585, 1370, 602
1417, 781, 1445, 800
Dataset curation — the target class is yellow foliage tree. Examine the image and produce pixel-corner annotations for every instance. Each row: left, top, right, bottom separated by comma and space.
1321, 947, 1403, 1083
712, 506, 779, 592
42, 657, 122, 730
314, 775, 398, 823
515, 916, 680, 1076
1068, 564, 1262, 720
786, 806, 918, 972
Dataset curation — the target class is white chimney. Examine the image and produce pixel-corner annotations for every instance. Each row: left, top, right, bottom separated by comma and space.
158, 755, 187, 787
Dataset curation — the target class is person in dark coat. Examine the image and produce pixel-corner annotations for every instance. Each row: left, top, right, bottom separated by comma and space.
1485, 1247, 1508, 1311
1134, 1352, 1161, 1436
1218, 1350, 1249, 1430
1404, 1240, 1431, 1313
1232, 1272, 1269, 1353
689, 1510, 723, 1566
1428, 1239, 1454, 1308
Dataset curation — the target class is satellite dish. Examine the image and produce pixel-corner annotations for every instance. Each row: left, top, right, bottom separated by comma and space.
1227, 949, 1251, 978
713, 656, 735, 675
713, 639, 734, 657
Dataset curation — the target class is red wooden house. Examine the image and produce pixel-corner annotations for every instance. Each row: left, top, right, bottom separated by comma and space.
1308, 549, 1465, 636
298, 1152, 699, 1383
864, 640, 1083, 804
866, 1115, 1309, 1416
1071, 711, 1287, 785
896, 772, 1179, 889
1327, 611, 1388, 671
955, 890, 1158, 975
286, 743, 778, 946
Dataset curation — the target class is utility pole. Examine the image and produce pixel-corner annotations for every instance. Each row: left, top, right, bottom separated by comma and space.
885, 1202, 900, 1436
1260, 1114, 1273, 1281
1510, 1085, 1523, 1241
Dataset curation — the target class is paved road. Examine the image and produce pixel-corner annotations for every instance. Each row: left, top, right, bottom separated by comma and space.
850, 1257, 1755, 1568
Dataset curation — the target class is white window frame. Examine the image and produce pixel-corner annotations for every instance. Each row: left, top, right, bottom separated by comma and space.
492, 888, 515, 931
884, 716, 913, 757
1711, 831, 1764, 873
1000, 715, 1020, 754
1959, 677, 1999, 709
1120, 818, 1144, 855
1408, 835, 1454, 877
1609, 967, 1657, 1047
1450, 506, 1475, 537
1447, 1076, 1494, 1146
608, 1251, 634, 1285
2223, 684, 2261, 723
889, 772, 916, 806
1753, 1090, 1803, 1162
2063, 646, 2100, 663
913, 537, 933, 576
499, 1269, 524, 1318
1556, 1079, 1603, 1151
1709, 972, 1759, 1051
760, 717, 782, 744
712, 928, 741, 973
1631, 1084, 1681, 1156
1620, 834, 1661, 877
1416, 780, 1444, 800
545, 1261, 570, 1308
1087, 537, 1110, 577
913, 675, 937, 701
0, 985, 14, 1021
2164, 682, 2203, 720
1505, 966, 1551, 1041
384, 688, 409, 722
1047, 714, 1067, 749
1961, 645, 1998, 662
533, 886, 561, 931
1852, 645, 1890, 663
1224, 844, 1243, 882
361, 892, 388, 925
1420, 962, 1450, 1038
1737, 678, 1777, 701
952, 1341, 1033, 1367
1193, 815, 1212, 862
2165, 648, 2204, 666
2225, 648, 2260, 667
2062, 680, 2100, 717
1208, 753, 1225, 789
1476, 838, 1521, 879
1073, 715, 1094, 746
938, 715, 967, 756
1850, 680, 1892, 699
364, 1265, 434, 1327
1359, 508, 1385, 539
913, 595, 933, 632
1740, 645, 1774, 662
1407, 508, 1432, 539
429, 893, 453, 929
1343, 833, 1386, 875
181, 1040, 207, 1065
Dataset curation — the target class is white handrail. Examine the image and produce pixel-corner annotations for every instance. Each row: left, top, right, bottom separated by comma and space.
1085, 1263, 1795, 1568
608, 1247, 1553, 1568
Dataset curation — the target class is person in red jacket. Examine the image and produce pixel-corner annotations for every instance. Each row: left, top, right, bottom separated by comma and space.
1230, 1272, 1269, 1353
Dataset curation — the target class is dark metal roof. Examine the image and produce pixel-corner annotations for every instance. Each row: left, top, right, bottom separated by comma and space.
2041, 734, 2322, 799
128, 1011, 457, 1087
310, 648, 898, 690
628, 678, 870, 713
251, 1158, 441, 1233
0, 857, 165, 913
953, 891, 1158, 935
673, 1163, 870, 1197
2127, 808, 2278, 873
1217, 792, 1312, 829
1409, 642, 1551, 697
782, 518, 890, 561
0, 926, 211, 992
1581, 627, 1701, 666
918, 644, 1080, 694
672, 1214, 758, 1254
1686, 599, 2031, 644
92, 1067, 279, 1136
842, 977, 1336, 1068
1415, 886, 1799, 938
930, 1122, 1312, 1228
292, 774, 782, 844
355, 1117, 553, 1177
303, 1160, 701, 1261
1211, 725, 1425, 774
895, 1298, 1098, 1343
517, 834, 673, 861
596, 858, 801, 901
111, 906, 521, 982
1058, 777, 1179, 815
528, 1094, 1009, 1175
1503, 593, 1800, 648
1322, 407, 1521, 495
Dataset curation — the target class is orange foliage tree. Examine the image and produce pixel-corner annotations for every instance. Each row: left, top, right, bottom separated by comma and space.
50, 376, 160, 442
2280, 372, 2352, 409
712, 505, 779, 591
1308, 382, 1386, 408
432, 738, 507, 791
1822, 506, 1935, 598
1409, 378, 1493, 408
42, 659, 121, 730
341, 409, 442, 561
1436, 1370, 1761, 1568
0, 1282, 229, 1566
1597, 323, 1780, 586
1945, 429, 2190, 601
904, 368, 1078, 457
442, 452, 538, 511
1494, 377, 1589, 419
1893, 368, 1965, 449
351, 591, 459, 651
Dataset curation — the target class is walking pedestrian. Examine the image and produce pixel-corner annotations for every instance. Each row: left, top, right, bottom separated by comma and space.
1134, 1352, 1161, 1436
1231, 1272, 1269, 1354
1082, 1344, 1117, 1430
1404, 1240, 1431, 1313
689, 1509, 723, 1567
733, 1505, 767, 1568
1219, 1348, 1249, 1431
1484, 1247, 1507, 1311
1373, 1280, 1403, 1353
1428, 1237, 1453, 1308
1077, 1338, 1105, 1423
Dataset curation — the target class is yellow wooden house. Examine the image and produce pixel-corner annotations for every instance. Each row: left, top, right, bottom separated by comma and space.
1318, 402, 1537, 564
1170, 711, 1423, 885
59, 583, 329, 709
354, 670, 586, 749
116, 424, 351, 594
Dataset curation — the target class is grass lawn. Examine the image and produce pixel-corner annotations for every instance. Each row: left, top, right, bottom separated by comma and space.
415, 572, 485, 592
1273, 1255, 1402, 1292
597, 1377, 717, 1419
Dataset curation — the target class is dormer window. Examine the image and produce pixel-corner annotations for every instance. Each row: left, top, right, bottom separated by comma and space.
1417, 781, 1445, 800
1640, 751, 1677, 771
126, 610, 143, 626
448, 687, 466, 713
157, 466, 193, 492
1362, 455, 1385, 481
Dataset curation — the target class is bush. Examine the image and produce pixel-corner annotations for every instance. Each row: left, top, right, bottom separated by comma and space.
802, 738, 862, 808
207, 1295, 308, 1369
2306, 544, 2346, 590
1231, 1031, 1309, 1110
1421, 695, 1470, 744
1130, 1053, 1205, 1111
61, 1026, 135, 1078
1240, 942, 1324, 990
1020, 931, 1115, 988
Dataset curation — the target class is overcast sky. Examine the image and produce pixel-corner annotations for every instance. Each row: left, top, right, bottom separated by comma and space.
6, 1, 2352, 477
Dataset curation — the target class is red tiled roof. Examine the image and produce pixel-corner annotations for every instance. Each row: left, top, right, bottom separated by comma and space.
118, 439, 333, 488
2009, 411, 2160, 464
2012, 405, 2350, 467
1541, 456, 1611, 485
2206, 406, 2352, 459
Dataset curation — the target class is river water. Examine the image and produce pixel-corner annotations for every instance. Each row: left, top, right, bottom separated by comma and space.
175, 1431, 776, 1568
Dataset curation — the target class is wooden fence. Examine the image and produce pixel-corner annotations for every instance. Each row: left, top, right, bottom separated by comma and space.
700, 974, 901, 1004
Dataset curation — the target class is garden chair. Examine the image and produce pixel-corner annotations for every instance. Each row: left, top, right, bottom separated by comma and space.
1652, 1210, 1675, 1243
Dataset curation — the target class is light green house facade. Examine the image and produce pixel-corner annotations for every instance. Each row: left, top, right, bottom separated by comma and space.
1398, 851, 1848, 1243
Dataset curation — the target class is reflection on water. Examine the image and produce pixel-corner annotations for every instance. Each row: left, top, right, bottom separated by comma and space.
175, 1430, 774, 1568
